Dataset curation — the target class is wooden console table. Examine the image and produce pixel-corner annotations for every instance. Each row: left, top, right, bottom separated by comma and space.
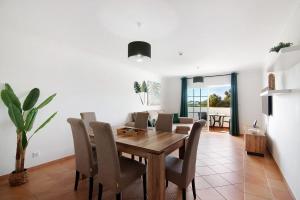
244, 128, 266, 156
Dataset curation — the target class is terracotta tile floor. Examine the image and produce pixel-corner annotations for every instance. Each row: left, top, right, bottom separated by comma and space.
244, 149, 294, 200
0, 132, 294, 200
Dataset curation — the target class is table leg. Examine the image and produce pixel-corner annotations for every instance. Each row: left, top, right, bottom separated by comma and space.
209, 115, 213, 127
213, 116, 216, 127
179, 139, 186, 159
147, 153, 165, 200
221, 116, 224, 127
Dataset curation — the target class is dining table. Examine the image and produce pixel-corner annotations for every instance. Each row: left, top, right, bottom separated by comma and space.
208, 114, 226, 127
92, 127, 188, 200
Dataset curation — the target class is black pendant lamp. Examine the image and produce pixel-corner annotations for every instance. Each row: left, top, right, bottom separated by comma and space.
128, 41, 151, 62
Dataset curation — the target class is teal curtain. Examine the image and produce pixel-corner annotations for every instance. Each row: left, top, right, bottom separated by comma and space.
180, 77, 188, 117
230, 73, 239, 136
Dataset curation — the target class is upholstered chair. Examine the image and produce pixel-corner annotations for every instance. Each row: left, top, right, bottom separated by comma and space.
90, 121, 147, 200
80, 112, 97, 135
80, 112, 97, 152
165, 120, 206, 200
155, 113, 174, 132
133, 112, 149, 162
134, 112, 149, 129
67, 118, 98, 200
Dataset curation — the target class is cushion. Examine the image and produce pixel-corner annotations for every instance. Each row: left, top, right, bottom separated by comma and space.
148, 118, 156, 127
173, 113, 180, 123
148, 110, 159, 126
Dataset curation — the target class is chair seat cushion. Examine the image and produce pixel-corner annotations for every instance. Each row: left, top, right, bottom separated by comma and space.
118, 156, 146, 191
165, 156, 185, 188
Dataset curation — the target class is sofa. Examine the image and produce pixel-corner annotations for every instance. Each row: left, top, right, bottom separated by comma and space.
125, 110, 194, 134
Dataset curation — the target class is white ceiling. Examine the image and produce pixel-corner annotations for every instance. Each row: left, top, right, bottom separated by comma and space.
1, 0, 299, 76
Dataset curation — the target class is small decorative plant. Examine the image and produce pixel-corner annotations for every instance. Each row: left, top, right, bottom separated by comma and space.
134, 81, 148, 105
269, 42, 293, 53
0, 83, 57, 186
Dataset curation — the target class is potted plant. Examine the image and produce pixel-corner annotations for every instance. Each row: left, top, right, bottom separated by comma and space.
269, 42, 293, 53
134, 81, 148, 105
0, 83, 57, 186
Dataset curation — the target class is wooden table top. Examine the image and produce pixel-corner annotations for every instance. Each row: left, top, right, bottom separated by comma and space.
114, 128, 188, 154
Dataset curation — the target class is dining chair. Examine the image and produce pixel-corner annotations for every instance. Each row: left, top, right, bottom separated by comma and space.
67, 118, 98, 200
214, 115, 223, 127
135, 112, 149, 129
165, 120, 206, 200
80, 112, 98, 152
222, 116, 231, 128
155, 113, 173, 132
198, 112, 207, 121
133, 112, 149, 162
90, 121, 147, 200
80, 112, 97, 135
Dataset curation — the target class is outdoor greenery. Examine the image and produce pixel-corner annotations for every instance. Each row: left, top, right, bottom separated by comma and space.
209, 90, 231, 107
188, 89, 231, 108
269, 42, 293, 53
1, 83, 57, 173
187, 99, 207, 107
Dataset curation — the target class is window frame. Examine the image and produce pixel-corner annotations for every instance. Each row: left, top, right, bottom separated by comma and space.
188, 87, 208, 119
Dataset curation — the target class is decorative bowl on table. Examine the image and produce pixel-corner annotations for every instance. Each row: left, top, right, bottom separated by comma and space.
117, 127, 146, 136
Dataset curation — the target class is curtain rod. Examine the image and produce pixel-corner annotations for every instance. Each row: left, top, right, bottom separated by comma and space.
186, 73, 231, 79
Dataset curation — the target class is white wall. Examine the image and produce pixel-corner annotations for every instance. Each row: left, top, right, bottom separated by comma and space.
0, 30, 160, 175
238, 68, 263, 133
161, 76, 181, 113
161, 68, 263, 133
262, 3, 300, 198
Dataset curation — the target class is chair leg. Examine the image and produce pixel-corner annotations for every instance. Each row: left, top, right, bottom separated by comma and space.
144, 158, 147, 165
89, 177, 94, 200
116, 192, 122, 200
98, 183, 103, 200
139, 156, 142, 162
131, 154, 135, 160
142, 173, 147, 200
192, 178, 196, 199
74, 171, 80, 191
182, 188, 186, 200
166, 180, 168, 188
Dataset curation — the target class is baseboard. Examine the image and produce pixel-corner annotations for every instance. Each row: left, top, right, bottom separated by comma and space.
0, 154, 75, 181
266, 147, 296, 200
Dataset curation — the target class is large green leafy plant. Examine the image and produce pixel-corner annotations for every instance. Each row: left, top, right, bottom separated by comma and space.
134, 81, 148, 105
269, 42, 293, 53
1, 83, 57, 173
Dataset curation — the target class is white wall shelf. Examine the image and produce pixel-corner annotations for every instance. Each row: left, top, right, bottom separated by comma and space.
260, 89, 293, 96
267, 45, 300, 72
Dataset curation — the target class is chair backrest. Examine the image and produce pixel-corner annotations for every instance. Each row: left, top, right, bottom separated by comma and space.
90, 121, 121, 190
198, 112, 207, 120
155, 113, 173, 132
80, 112, 97, 135
67, 118, 94, 176
135, 112, 149, 129
182, 120, 206, 185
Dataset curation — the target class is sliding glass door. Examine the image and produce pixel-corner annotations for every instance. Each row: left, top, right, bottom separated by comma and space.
187, 85, 231, 132
187, 87, 208, 120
